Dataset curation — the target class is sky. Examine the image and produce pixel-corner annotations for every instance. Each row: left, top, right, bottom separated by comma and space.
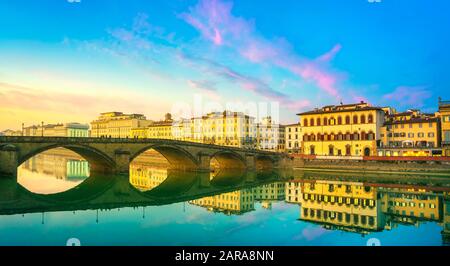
1, 0, 449, 130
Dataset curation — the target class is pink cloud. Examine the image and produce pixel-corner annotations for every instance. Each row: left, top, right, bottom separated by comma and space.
383, 86, 432, 107
182, 0, 343, 98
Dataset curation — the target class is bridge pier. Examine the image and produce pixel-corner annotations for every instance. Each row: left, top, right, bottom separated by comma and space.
198, 153, 211, 172
0, 145, 19, 178
244, 171, 256, 183
197, 172, 211, 187
245, 154, 256, 171
114, 149, 131, 174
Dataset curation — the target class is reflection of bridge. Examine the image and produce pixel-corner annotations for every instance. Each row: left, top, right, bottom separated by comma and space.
0, 136, 291, 177
0, 169, 294, 215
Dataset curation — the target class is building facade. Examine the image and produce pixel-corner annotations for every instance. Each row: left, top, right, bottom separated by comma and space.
285, 123, 301, 154
256, 117, 285, 152
91, 112, 152, 138
378, 110, 441, 156
298, 102, 385, 156
130, 113, 174, 140
438, 99, 450, 156
23, 123, 89, 137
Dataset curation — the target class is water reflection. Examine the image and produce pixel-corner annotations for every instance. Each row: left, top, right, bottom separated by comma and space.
17, 148, 90, 194
2, 149, 450, 245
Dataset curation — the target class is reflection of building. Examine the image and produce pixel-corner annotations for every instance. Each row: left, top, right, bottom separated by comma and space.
285, 123, 301, 154
23, 123, 89, 137
438, 99, 450, 156
253, 182, 285, 201
379, 187, 442, 228
442, 192, 450, 244
288, 179, 447, 238
130, 113, 173, 139
285, 181, 302, 204
91, 112, 152, 138
297, 180, 383, 234
379, 110, 442, 156
256, 117, 285, 152
20, 148, 89, 180
189, 188, 255, 215
298, 101, 385, 156
129, 164, 168, 191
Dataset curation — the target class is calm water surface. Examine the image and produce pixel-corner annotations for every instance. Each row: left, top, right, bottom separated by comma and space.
0, 148, 449, 246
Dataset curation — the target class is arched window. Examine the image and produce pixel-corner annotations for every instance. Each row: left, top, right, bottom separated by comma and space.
317, 133, 322, 141
303, 119, 308, 127
360, 115, 366, 124
303, 135, 308, 141
330, 117, 335, 125
353, 115, 358, 124
368, 114, 374, 123
310, 118, 315, 127
361, 131, 367, 140
368, 131, 375, 140
345, 115, 351, 125
337, 132, 343, 141
353, 132, 359, 140
316, 118, 321, 126
311, 134, 316, 141
323, 117, 328, 126
337, 116, 342, 125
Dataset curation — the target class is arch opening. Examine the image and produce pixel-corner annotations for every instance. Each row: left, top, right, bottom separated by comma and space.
210, 151, 246, 171
17, 147, 94, 195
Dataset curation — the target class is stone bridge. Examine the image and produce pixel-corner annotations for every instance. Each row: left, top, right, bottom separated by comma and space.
0, 136, 291, 177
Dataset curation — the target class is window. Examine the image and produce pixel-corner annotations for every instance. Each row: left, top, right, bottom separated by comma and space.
419, 123, 423, 128
310, 118, 315, 127
345, 116, 350, 124
317, 118, 321, 126
303, 119, 308, 127
428, 132, 435, 137
337, 116, 342, 125
360, 115, 366, 124
368, 114, 374, 123
429, 122, 433, 128
418, 133, 424, 138
323, 117, 328, 126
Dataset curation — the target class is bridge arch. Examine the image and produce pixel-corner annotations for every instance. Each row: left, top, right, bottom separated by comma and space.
210, 150, 246, 169
130, 144, 199, 170
18, 144, 116, 173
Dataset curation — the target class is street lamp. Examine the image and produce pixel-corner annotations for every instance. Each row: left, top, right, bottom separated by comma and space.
22, 123, 24, 136
41, 121, 44, 137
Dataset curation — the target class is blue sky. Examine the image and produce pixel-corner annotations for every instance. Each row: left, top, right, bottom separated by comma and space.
1, 0, 449, 129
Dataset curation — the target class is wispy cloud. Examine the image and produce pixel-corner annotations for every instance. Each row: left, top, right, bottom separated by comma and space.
179, 53, 310, 111
181, 0, 343, 97
383, 86, 432, 108
187, 80, 220, 100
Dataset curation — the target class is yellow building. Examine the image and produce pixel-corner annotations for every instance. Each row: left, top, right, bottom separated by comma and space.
91, 112, 152, 138
442, 192, 450, 244
378, 110, 442, 156
256, 117, 285, 152
130, 114, 173, 140
438, 98, 450, 156
189, 188, 255, 215
191, 111, 256, 148
298, 102, 385, 156
298, 180, 383, 234
23, 123, 89, 137
285, 123, 301, 154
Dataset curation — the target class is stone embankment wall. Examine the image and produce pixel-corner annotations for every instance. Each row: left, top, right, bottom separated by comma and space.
292, 157, 450, 174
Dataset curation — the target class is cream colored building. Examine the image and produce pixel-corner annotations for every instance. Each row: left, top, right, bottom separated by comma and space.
198, 111, 257, 148
285, 123, 301, 154
129, 164, 168, 191
256, 117, 285, 152
91, 112, 152, 138
379, 110, 442, 156
1, 129, 22, 136
298, 102, 385, 156
23, 123, 89, 137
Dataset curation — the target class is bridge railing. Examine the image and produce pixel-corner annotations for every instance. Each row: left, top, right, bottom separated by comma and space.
0, 136, 282, 155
